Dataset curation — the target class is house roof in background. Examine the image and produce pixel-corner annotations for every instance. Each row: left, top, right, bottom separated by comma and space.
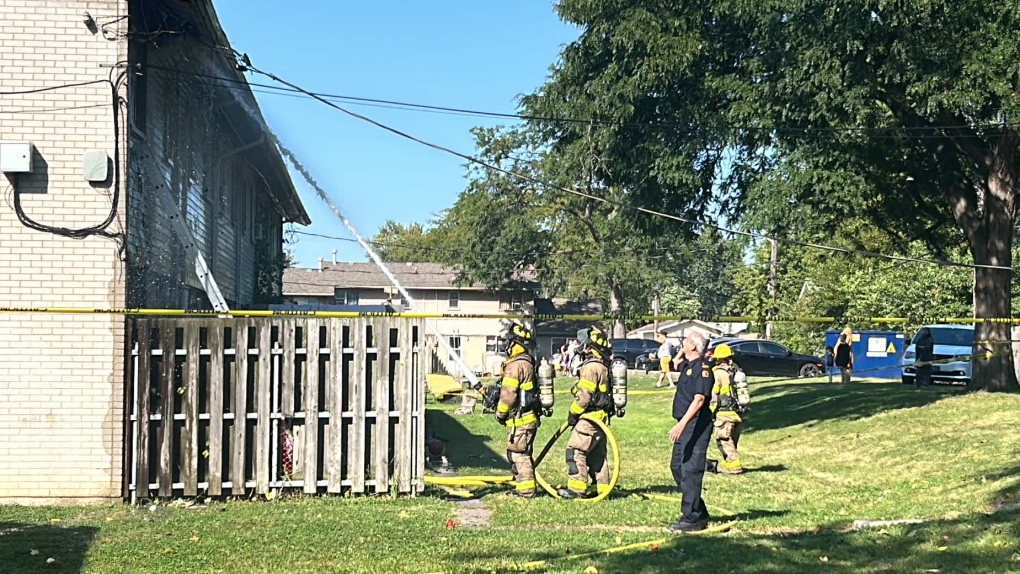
283, 262, 538, 295
629, 319, 750, 337
535, 298, 604, 335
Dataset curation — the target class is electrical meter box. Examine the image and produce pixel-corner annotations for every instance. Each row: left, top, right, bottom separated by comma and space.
0, 142, 34, 173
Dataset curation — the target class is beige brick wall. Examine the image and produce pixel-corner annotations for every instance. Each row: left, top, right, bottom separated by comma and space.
0, 0, 129, 501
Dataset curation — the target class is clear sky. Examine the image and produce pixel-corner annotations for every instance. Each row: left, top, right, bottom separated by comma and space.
213, 1, 580, 267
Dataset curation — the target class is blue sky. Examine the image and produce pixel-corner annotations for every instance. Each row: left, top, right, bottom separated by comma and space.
214, 1, 580, 266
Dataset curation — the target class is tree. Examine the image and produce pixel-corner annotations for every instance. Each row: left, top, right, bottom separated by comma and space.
449, 125, 678, 337
527, 1, 1020, 392
369, 217, 464, 264
282, 224, 298, 268
731, 224, 974, 355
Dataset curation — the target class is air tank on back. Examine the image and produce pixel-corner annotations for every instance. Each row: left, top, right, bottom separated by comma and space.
733, 368, 750, 409
610, 358, 628, 416
537, 359, 556, 414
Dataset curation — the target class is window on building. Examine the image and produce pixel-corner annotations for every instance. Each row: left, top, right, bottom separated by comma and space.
550, 337, 569, 356
486, 336, 499, 354
449, 336, 462, 357
500, 291, 524, 311
448, 290, 460, 310
334, 289, 359, 306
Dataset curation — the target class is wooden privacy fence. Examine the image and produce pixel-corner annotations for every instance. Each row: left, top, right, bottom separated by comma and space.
125, 317, 427, 500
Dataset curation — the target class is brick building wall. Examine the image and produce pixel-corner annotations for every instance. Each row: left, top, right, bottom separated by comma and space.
0, 0, 130, 501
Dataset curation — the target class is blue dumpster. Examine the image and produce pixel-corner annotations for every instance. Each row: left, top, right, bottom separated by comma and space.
824, 330, 906, 380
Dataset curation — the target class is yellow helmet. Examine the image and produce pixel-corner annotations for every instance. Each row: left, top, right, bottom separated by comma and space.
503, 322, 534, 352
713, 343, 734, 360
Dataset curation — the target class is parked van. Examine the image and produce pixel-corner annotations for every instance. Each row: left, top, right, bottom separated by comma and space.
901, 324, 974, 385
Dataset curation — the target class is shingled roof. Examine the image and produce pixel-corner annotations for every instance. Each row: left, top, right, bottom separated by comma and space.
534, 298, 604, 336
283, 262, 538, 296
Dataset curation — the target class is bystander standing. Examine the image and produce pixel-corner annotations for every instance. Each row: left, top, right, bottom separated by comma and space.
654, 330, 677, 388
834, 328, 854, 384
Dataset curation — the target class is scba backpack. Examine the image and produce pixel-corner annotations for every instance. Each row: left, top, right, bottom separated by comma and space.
731, 367, 751, 413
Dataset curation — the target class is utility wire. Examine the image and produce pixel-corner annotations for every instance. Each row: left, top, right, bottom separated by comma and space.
0, 103, 110, 115
233, 59, 1012, 273
146, 65, 1013, 139
0, 79, 110, 96
292, 229, 720, 259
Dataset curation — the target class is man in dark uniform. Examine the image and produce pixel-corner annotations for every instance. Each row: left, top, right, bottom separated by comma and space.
915, 327, 935, 387
668, 331, 714, 532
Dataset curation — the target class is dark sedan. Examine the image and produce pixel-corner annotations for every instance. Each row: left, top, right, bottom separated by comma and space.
706, 338, 824, 378
609, 338, 663, 369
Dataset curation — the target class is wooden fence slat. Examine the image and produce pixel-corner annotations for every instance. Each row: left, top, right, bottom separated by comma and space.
208, 322, 225, 496
349, 321, 367, 493
256, 323, 272, 494
130, 317, 427, 501
231, 321, 249, 494
181, 324, 200, 496
395, 322, 412, 493
304, 319, 321, 494
327, 319, 344, 493
135, 320, 151, 500
374, 320, 391, 494
414, 330, 426, 493
281, 320, 295, 418
158, 324, 175, 497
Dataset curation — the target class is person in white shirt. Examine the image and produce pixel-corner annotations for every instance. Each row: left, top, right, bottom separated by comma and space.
654, 331, 677, 388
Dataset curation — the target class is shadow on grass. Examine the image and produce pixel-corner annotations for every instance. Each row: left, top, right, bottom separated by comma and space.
988, 465, 1020, 506
741, 464, 789, 474
452, 509, 1020, 574
426, 409, 506, 473
0, 522, 97, 574
743, 382, 952, 432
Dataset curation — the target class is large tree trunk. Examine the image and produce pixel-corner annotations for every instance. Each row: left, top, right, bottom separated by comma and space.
970, 252, 1018, 392
609, 282, 626, 338
967, 147, 1020, 393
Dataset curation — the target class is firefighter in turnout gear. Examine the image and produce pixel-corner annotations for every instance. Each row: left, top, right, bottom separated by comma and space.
559, 326, 614, 499
494, 322, 541, 497
709, 344, 744, 474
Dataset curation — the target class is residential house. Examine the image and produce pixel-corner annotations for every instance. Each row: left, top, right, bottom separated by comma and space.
0, 0, 308, 501
533, 298, 604, 359
628, 319, 756, 341
283, 262, 539, 376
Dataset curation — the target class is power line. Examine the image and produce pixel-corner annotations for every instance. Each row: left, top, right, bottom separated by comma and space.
146, 65, 1011, 139
0, 103, 109, 115
0, 79, 110, 96
292, 229, 718, 260
233, 58, 1012, 273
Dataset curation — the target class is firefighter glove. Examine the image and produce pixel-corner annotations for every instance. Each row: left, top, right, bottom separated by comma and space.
567, 411, 580, 427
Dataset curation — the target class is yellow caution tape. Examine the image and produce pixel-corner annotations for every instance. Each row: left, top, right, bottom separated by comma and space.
1, 306, 1019, 324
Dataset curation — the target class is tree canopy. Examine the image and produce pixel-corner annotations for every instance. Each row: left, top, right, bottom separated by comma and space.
517, 0, 1020, 391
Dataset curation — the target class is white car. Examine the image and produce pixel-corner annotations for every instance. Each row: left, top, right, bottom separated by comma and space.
901, 324, 974, 385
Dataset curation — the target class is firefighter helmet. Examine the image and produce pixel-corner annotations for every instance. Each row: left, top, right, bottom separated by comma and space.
503, 322, 534, 353
578, 325, 612, 356
713, 343, 734, 361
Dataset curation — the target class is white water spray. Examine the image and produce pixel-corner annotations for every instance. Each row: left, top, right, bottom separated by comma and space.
268, 134, 481, 387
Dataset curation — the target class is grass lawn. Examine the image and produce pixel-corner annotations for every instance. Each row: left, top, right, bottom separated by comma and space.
2, 375, 1019, 573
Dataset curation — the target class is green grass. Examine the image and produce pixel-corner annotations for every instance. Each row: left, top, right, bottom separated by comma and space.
2, 376, 1019, 573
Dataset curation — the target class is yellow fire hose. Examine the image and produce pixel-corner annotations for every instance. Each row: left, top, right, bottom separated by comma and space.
533, 414, 620, 502
423, 412, 740, 573
423, 413, 620, 502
